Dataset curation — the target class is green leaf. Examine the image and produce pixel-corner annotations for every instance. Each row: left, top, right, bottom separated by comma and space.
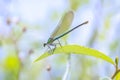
34, 45, 115, 65
115, 71, 120, 80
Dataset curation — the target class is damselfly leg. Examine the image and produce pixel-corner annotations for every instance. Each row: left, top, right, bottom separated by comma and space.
46, 40, 63, 54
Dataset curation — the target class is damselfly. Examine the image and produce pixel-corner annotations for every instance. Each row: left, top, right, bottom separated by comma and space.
44, 11, 88, 53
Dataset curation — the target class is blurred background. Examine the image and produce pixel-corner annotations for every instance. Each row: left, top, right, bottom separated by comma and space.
0, 0, 120, 80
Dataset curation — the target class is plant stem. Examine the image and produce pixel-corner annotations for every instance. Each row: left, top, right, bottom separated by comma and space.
111, 57, 120, 79
62, 54, 71, 80
111, 69, 120, 79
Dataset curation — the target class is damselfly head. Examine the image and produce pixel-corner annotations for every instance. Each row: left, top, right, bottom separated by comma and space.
43, 43, 47, 47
